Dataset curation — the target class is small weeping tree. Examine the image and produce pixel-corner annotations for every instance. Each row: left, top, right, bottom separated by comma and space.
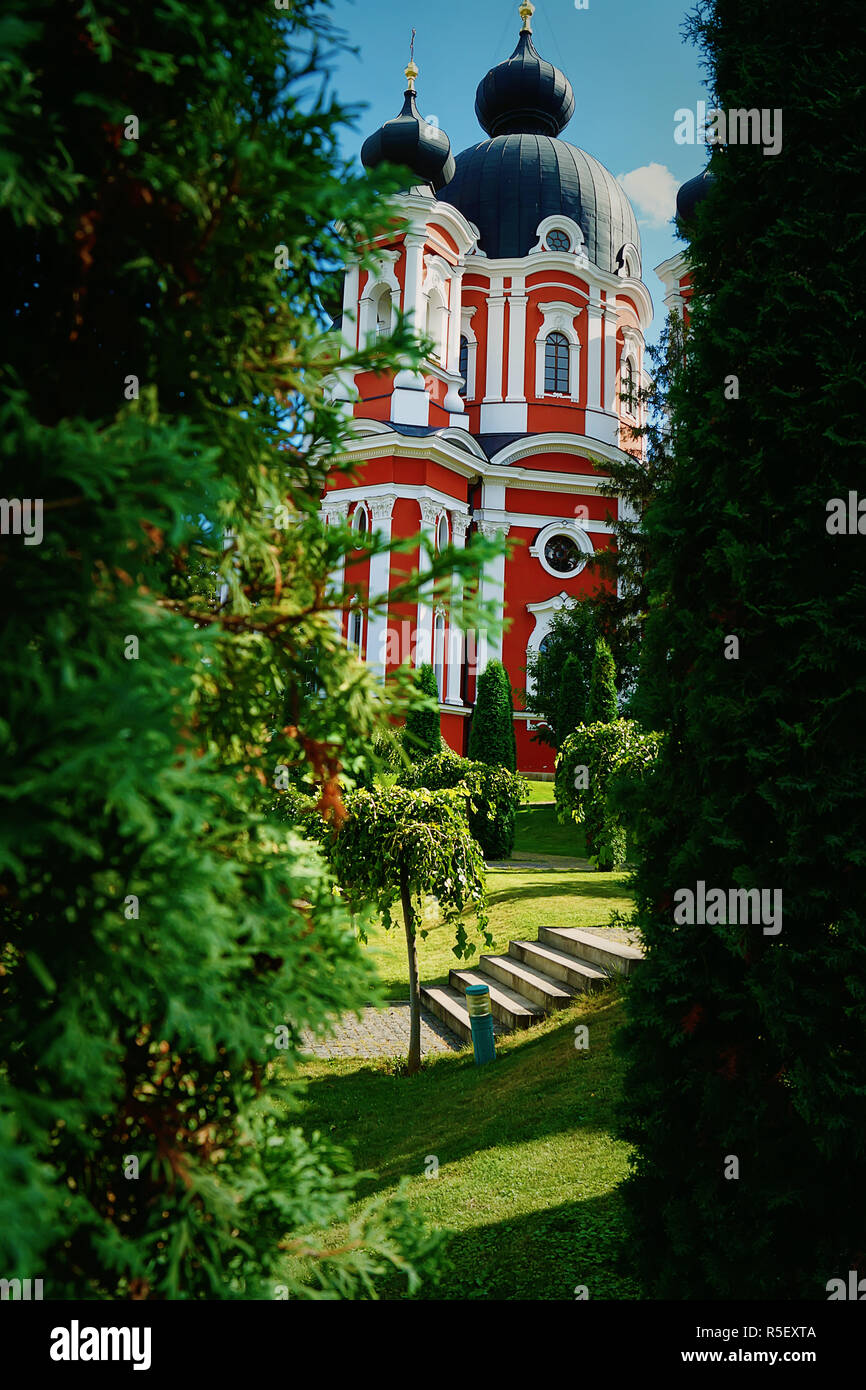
327, 786, 491, 1074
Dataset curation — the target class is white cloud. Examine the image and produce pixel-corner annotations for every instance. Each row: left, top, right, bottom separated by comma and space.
616, 163, 679, 229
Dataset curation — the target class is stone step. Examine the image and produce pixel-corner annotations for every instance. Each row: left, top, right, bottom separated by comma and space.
479, 952, 576, 1011
449, 967, 544, 1031
508, 938, 609, 993
419, 984, 473, 1045
538, 926, 643, 977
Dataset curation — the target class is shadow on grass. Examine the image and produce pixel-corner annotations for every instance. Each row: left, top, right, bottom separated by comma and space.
386, 1191, 641, 1301
485, 875, 631, 908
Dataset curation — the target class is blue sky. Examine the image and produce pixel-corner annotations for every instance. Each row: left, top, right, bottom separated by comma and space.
327, 0, 712, 343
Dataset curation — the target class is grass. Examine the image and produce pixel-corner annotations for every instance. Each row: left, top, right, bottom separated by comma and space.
289, 989, 640, 1300
289, 799, 639, 1300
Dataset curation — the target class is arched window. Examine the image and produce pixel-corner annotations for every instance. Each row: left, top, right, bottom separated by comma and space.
348, 604, 363, 655
375, 295, 390, 339
622, 358, 636, 415
433, 611, 446, 698
544, 332, 570, 394
436, 513, 449, 552
425, 286, 447, 361
458, 336, 469, 395
352, 503, 369, 548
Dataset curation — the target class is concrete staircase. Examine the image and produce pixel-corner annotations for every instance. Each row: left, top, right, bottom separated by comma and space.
420, 926, 643, 1046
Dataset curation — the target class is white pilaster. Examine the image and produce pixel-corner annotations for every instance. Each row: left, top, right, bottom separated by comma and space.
366, 493, 396, 681
321, 500, 349, 635
445, 512, 470, 705
586, 291, 604, 410
394, 233, 427, 393
443, 266, 466, 414
414, 498, 440, 667
474, 518, 510, 672
506, 279, 527, 402
484, 276, 505, 402
602, 298, 619, 413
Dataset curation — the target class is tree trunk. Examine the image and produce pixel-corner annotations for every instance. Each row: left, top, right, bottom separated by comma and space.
399, 864, 422, 1075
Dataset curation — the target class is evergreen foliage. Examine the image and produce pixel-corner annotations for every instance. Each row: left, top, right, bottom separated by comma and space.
398, 750, 528, 860
403, 663, 442, 762
468, 660, 517, 771
0, 0, 489, 1298
586, 637, 618, 724
523, 602, 596, 748
618, 0, 866, 1297
555, 655, 585, 742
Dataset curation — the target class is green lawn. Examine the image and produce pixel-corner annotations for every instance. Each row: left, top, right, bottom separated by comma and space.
289, 990, 640, 1300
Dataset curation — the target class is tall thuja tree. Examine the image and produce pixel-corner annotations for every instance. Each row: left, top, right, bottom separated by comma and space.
586, 637, 618, 724
619, 0, 866, 1298
468, 660, 516, 771
0, 0, 494, 1299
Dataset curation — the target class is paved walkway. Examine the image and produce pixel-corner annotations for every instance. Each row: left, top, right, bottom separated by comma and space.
300, 1003, 465, 1059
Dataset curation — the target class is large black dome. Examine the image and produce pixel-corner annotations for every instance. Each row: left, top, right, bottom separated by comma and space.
440, 134, 641, 272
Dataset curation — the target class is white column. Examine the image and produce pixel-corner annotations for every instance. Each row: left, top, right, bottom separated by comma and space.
602, 299, 619, 413
339, 262, 359, 358
586, 292, 604, 409
414, 498, 439, 666
475, 518, 510, 672
484, 276, 505, 402
322, 500, 349, 634
506, 279, 527, 402
366, 494, 396, 681
445, 511, 470, 705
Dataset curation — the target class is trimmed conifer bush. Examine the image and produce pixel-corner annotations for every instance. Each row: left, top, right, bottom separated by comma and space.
468, 660, 516, 771
556, 653, 586, 741
403, 662, 442, 762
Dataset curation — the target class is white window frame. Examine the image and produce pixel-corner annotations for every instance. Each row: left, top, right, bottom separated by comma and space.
529, 520, 594, 579
535, 302, 582, 402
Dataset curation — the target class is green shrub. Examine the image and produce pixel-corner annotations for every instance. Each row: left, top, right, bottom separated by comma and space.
468, 660, 516, 771
555, 721, 661, 869
399, 750, 528, 860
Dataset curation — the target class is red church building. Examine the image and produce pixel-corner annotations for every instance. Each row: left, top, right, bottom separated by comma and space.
323, 2, 654, 773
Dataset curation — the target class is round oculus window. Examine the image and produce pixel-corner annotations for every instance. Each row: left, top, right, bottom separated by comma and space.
547, 229, 571, 252
543, 533, 582, 574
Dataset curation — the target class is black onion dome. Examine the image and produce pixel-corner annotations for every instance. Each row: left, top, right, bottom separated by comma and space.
440, 135, 640, 272
361, 86, 455, 192
475, 30, 575, 137
676, 168, 715, 226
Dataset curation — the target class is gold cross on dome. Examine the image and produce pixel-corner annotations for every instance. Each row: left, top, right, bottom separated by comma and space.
519, 1, 535, 33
